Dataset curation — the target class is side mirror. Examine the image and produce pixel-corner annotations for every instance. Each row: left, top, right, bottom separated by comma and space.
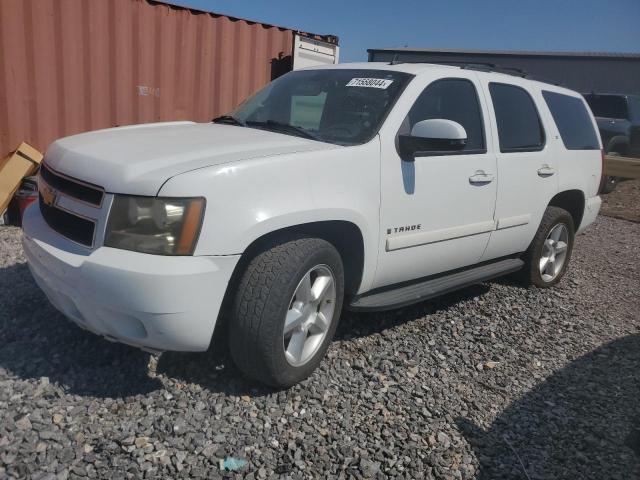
399, 119, 467, 159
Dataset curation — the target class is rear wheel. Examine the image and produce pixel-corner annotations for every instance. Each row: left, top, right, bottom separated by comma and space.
519, 206, 575, 288
229, 237, 344, 387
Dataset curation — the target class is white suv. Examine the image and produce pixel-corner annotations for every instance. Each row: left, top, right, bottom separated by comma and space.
22, 62, 602, 386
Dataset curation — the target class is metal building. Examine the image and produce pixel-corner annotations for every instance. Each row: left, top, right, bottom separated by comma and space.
368, 48, 640, 95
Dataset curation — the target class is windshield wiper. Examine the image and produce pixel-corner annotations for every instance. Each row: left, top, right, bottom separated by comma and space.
212, 115, 245, 126
246, 120, 319, 141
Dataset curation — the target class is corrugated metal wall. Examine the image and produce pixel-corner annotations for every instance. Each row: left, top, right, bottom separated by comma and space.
0, 0, 296, 159
368, 49, 640, 96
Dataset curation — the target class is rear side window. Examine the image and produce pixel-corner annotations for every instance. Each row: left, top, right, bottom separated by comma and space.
489, 83, 545, 153
542, 91, 600, 150
407, 78, 486, 152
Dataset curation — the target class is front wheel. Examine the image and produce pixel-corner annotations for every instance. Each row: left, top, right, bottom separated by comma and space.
519, 206, 575, 288
229, 237, 344, 387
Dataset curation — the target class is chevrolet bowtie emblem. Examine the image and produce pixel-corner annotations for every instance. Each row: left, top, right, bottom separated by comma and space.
40, 182, 57, 207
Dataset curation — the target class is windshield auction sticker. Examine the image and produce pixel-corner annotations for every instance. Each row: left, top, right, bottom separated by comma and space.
346, 78, 394, 89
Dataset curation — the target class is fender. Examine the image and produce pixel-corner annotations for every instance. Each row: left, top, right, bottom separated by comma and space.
158, 140, 382, 293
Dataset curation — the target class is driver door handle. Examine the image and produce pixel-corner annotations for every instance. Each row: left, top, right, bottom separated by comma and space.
469, 170, 494, 185
537, 165, 556, 177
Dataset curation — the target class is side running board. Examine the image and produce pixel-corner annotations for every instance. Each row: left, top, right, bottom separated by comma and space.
348, 258, 524, 311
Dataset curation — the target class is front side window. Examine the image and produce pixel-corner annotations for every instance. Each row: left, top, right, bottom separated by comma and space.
228, 69, 412, 146
489, 83, 545, 153
404, 78, 486, 152
542, 91, 600, 150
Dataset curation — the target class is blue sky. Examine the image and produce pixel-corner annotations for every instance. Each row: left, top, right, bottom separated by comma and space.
166, 0, 640, 63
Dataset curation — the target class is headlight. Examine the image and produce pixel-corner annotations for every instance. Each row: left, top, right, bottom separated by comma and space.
105, 196, 205, 255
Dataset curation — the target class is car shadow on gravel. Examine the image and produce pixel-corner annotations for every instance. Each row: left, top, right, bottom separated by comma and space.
0, 263, 162, 398
335, 284, 491, 340
156, 327, 276, 397
457, 334, 640, 479
155, 284, 493, 397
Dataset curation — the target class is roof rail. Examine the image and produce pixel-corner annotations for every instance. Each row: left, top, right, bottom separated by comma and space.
385, 58, 565, 86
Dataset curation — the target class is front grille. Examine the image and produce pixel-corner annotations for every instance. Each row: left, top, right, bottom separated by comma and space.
40, 164, 104, 206
39, 196, 96, 247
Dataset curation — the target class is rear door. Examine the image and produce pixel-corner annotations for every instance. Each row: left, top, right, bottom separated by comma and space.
479, 81, 559, 261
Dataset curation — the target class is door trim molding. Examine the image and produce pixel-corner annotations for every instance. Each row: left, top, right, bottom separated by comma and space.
386, 220, 496, 251
496, 214, 531, 230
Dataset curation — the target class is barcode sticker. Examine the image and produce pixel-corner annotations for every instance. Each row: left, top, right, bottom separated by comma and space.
346, 78, 394, 89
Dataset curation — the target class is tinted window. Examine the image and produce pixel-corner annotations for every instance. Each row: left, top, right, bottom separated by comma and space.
489, 83, 545, 152
543, 91, 600, 150
584, 94, 628, 119
406, 78, 485, 152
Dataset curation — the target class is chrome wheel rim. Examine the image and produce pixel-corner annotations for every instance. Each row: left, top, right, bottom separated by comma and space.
283, 265, 336, 367
539, 223, 569, 282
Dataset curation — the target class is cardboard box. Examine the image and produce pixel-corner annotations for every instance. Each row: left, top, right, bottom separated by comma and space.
0, 142, 43, 215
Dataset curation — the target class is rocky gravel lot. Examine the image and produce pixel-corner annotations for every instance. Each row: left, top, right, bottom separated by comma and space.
1, 215, 639, 480
601, 179, 640, 223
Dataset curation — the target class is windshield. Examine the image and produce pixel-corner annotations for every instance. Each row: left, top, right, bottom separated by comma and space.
226, 69, 412, 146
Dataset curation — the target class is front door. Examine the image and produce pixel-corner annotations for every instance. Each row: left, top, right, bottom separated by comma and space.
374, 74, 498, 289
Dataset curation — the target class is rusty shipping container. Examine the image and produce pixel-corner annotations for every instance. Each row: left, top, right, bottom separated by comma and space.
0, 0, 339, 160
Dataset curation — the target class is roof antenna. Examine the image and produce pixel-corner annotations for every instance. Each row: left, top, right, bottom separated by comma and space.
390, 53, 401, 65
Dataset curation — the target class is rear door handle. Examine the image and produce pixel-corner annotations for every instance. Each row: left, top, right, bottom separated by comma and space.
537, 165, 556, 178
469, 170, 494, 185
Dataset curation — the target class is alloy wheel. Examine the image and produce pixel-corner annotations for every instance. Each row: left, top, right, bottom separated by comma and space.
539, 223, 569, 282
283, 265, 336, 367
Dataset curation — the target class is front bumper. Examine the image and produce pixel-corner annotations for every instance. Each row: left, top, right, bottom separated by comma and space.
22, 204, 240, 352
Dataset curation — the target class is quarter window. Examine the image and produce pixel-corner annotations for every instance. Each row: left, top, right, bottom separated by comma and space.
406, 78, 486, 152
489, 83, 545, 153
542, 91, 600, 150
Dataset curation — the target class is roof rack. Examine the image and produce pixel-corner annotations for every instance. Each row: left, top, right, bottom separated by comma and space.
387, 58, 564, 86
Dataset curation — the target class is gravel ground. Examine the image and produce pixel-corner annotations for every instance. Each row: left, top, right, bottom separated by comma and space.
601, 179, 640, 223
1, 216, 639, 480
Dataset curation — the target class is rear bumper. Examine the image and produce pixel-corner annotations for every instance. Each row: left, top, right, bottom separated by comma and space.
22, 204, 240, 352
577, 195, 601, 234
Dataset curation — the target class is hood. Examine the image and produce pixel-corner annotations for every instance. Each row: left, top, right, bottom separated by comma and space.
44, 122, 337, 195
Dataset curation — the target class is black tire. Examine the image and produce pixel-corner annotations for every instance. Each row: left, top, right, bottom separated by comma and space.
600, 175, 620, 195
229, 237, 344, 387
518, 206, 575, 288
